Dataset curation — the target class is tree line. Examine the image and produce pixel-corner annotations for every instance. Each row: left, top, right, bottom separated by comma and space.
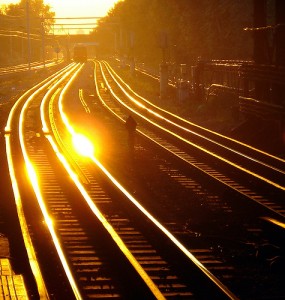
92, 0, 258, 67
0, 0, 283, 69
0, 0, 54, 65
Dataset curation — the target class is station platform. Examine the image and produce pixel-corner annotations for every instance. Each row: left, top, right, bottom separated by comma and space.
0, 236, 29, 299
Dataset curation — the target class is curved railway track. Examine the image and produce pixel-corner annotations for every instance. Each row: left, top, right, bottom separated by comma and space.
93, 60, 285, 299
0, 60, 62, 76
4, 61, 243, 299
99, 60, 285, 215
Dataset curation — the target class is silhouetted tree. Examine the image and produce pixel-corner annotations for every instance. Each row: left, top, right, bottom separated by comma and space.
0, 0, 54, 64
92, 0, 254, 67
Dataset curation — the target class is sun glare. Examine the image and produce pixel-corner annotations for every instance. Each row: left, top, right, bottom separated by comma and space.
72, 133, 94, 157
46, 0, 119, 18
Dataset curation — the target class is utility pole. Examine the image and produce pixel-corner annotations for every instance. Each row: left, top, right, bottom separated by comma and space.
158, 31, 168, 100
272, 0, 285, 106
129, 31, 135, 76
41, 17, 46, 68
275, 0, 285, 67
26, 0, 31, 70
253, 0, 268, 64
253, 0, 268, 101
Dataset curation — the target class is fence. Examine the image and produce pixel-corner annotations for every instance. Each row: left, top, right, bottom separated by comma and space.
191, 59, 285, 122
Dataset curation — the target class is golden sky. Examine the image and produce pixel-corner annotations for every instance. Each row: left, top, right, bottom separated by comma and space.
47, 0, 120, 34
0, 0, 120, 34
0, 0, 120, 17
46, 0, 119, 18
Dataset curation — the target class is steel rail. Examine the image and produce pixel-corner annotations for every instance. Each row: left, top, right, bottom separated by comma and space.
0, 60, 63, 76
4, 63, 77, 299
106, 61, 285, 165
96, 60, 285, 219
104, 61, 285, 174
94, 60, 238, 300
100, 62, 285, 191
54, 61, 166, 299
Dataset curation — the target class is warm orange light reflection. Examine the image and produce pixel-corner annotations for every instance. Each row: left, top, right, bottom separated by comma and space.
72, 133, 94, 157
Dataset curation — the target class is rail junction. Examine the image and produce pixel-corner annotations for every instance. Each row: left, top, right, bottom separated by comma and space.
0, 59, 285, 299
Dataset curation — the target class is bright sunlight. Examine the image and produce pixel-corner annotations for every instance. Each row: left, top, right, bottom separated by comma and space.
0, 0, 121, 35
0, 0, 120, 17
72, 133, 94, 157
46, 0, 120, 18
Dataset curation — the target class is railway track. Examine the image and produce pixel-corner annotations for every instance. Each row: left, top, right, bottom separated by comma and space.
92, 60, 285, 299
0, 60, 62, 76
99, 60, 285, 215
4, 61, 240, 299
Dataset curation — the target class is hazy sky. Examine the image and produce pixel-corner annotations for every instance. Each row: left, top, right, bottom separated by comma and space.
0, 0, 120, 17
0, 0, 120, 33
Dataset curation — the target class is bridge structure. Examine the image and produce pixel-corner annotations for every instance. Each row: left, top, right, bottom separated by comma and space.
42, 16, 101, 61
46, 33, 99, 61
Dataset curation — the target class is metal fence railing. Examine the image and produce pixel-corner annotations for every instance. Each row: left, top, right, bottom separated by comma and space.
191, 60, 285, 123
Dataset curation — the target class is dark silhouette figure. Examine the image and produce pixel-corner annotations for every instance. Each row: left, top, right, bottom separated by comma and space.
125, 115, 137, 150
